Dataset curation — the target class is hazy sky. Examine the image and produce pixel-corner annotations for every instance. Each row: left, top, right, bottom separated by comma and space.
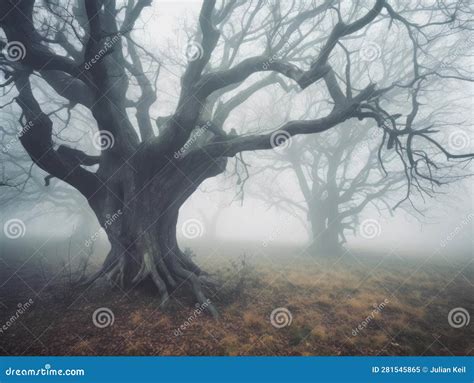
1, 0, 472, 259
134, 1, 474, 255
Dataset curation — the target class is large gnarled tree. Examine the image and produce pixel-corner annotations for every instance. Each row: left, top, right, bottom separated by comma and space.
1, 0, 472, 317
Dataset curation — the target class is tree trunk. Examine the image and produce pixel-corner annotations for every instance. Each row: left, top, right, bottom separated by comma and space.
83, 149, 225, 318
308, 207, 344, 256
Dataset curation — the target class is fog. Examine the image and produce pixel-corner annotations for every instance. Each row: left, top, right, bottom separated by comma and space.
140, 0, 474, 256
1, 0, 472, 259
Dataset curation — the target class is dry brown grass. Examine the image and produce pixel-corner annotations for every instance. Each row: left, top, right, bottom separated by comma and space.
0, 241, 472, 356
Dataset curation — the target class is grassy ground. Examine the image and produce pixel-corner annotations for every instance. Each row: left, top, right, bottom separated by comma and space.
0, 238, 472, 356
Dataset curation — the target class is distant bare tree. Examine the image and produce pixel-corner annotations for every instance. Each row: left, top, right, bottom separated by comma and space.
253, 120, 406, 254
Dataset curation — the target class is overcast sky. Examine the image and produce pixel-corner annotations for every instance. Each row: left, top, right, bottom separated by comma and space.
1, 0, 472, 258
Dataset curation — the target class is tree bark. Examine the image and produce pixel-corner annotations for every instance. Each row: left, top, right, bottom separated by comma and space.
83, 150, 225, 318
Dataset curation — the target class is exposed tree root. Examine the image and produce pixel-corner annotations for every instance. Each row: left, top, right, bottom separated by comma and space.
78, 237, 219, 318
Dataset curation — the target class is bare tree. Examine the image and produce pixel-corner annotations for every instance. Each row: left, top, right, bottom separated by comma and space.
252, 120, 407, 254
1, 0, 472, 316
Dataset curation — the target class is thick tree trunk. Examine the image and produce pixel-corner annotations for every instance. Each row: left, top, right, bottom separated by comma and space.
83, 149, 225, 318
308, 209, 344, 256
